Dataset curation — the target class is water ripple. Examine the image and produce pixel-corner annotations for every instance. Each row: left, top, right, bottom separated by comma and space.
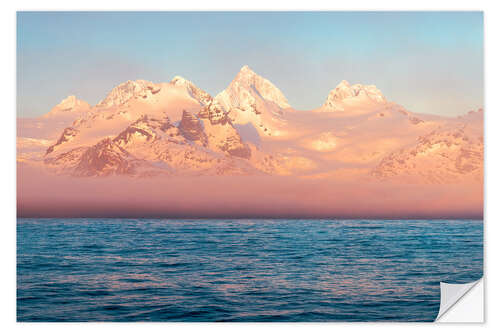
17, 218, 483, 321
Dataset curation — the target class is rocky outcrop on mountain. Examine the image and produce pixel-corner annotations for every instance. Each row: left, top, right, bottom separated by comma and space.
323, 80, 386, 111
46, 127, 79, 155
45, 137, 143, 177
44, 147, 89, 171
178, 110, 208, 146
372, 123, 483, 183
381, 105, 424, 125
97, 80, 162, 108
217, 134, 251, 159
408, 116, 424, 125
43, 108, 254, 177
113, 115, 174, 147
197, 102, 251, 158
198, 100, 229, 125
72, 138, 141, 177
110, 111, 255, 175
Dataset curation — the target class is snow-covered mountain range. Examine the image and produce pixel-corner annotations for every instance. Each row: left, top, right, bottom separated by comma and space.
17, 65, 483, 184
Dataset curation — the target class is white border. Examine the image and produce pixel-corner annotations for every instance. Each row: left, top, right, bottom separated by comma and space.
3, 1, 499, 331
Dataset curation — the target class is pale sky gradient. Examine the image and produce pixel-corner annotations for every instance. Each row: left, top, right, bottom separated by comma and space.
17, 11, 483, 118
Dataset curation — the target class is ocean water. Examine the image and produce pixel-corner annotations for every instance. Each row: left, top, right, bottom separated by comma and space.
17, 218, 483, 322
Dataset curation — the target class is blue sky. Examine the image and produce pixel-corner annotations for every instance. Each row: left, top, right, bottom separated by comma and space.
17, 11, 483, 117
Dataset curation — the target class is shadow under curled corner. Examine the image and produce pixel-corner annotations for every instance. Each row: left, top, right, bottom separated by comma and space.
435, 278, 484, 322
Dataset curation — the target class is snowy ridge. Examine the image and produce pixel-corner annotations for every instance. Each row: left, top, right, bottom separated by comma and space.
323, 80, 386, 111
97, 80, 162, 108
171, 76, 213, 106
372, 116, 483, 184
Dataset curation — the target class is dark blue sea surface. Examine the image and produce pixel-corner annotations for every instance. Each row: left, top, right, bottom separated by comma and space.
17, 219, 483, 322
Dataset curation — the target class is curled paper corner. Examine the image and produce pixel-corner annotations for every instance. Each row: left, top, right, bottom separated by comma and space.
435, 278, 484, 322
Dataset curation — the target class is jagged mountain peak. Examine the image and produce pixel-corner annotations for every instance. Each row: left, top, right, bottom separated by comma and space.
213, 66, 291, 137
236, 64, 257, 78
216, 65, 290, 113
227, 66, 290, 108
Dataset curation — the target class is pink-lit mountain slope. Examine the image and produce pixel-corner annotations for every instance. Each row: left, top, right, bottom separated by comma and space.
17, 66, 483, 184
